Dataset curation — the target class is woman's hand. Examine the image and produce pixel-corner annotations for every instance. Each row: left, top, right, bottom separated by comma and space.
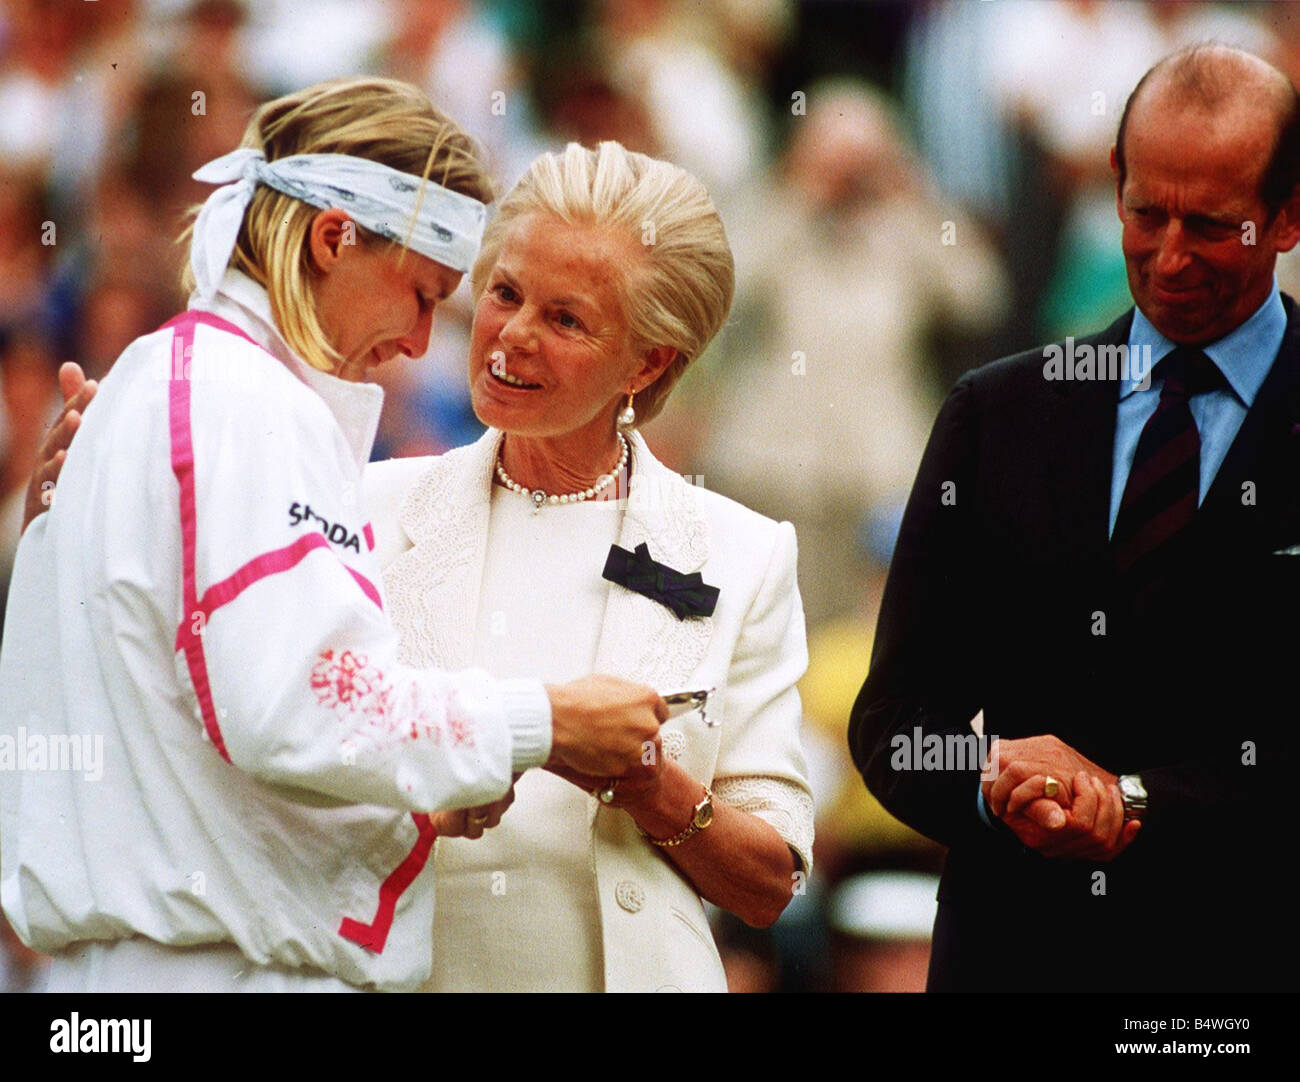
550, 754, 798, 928
23, 362, 97, 534
547, 752, 664, 812
431, 777, 518, 840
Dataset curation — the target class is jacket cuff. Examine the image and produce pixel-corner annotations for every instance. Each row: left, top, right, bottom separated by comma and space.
500, 678, 552, 772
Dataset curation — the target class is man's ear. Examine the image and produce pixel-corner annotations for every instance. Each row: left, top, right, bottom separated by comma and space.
307, 208, 357, 273
1110, 145, 1125, 221
1268, 188, 1300, 254
634, 345, 679, 392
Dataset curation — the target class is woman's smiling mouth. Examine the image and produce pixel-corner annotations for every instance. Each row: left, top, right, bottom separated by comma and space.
490, 367, 543, 389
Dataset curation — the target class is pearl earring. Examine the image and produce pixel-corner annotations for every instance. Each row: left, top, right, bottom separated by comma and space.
617, 391, 636, 430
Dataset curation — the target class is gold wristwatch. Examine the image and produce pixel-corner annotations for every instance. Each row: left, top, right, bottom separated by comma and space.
646, 786, 714, 848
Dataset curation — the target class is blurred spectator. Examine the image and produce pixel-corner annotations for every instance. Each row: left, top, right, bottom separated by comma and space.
0, 0, 90, 174
76, 273, 173, 382
0, 0, 147, 208
534, 52, 660, 155
592, 0, 784, 202
0, 167, 54, 334
241, 0, 390, 93
169, 0, 253, 92
379, 0, 547, 188
903, 0, 1020, 226
700, 81, 1009, 630
0, 330, 59, 639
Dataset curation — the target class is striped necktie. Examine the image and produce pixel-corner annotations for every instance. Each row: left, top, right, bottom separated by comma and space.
1111, 346, 1225, 577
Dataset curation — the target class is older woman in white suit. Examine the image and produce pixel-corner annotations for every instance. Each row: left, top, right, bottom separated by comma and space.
365, 142, 814, 992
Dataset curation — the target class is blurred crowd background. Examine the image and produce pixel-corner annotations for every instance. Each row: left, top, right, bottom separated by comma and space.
1, 0, 1296, 993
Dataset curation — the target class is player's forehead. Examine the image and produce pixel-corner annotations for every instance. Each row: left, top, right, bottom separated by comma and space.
386, 248, 462, 298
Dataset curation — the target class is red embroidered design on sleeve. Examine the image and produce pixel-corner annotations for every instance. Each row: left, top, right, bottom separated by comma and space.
310, 649, 392, 721
447, 715, 475, 748
310, 648, 450, 746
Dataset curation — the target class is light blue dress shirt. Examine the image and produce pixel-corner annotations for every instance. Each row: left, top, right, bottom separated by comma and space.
1108, 282, 1285, 535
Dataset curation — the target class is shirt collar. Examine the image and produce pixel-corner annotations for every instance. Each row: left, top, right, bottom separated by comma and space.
1124, 282, 1285, 405
188, 269, 385, 468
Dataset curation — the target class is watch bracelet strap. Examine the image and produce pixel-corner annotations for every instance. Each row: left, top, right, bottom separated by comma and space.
643, 785, 713, 848
1119, 774, 1148, 822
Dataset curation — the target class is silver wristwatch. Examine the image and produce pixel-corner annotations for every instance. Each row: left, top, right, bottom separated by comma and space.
1117, 774, 1148, 822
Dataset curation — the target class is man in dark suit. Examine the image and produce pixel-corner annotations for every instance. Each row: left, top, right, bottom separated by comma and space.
849, 44, 1300, 991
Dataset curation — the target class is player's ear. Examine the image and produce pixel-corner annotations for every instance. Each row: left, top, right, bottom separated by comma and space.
307, 208, 357, 273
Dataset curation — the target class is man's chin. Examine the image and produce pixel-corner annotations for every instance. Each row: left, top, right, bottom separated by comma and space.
1138, 299, 1221, 346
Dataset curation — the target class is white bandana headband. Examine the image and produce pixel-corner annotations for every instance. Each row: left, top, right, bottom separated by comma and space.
189, 146, 488, 301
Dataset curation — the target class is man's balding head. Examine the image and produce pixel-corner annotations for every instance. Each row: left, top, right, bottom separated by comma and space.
1111, 45, 1300, 344
1115, 44, 1300, 217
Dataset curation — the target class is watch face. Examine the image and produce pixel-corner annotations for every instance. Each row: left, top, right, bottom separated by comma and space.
1120, 776, 1147, 799
694, 802, 714, 829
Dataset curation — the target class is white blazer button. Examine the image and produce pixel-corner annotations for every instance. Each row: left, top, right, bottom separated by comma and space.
615, 880, 645, 912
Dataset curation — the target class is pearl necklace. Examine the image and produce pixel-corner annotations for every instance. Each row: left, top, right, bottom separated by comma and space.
495, 434, 629, 513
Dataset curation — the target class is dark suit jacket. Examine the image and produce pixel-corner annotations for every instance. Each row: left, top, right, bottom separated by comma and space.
849, 300, 1300, 991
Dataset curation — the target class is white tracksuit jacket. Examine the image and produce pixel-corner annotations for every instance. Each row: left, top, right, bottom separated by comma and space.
0, 271, 552, 991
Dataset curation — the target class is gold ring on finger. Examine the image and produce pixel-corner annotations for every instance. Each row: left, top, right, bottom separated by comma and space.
1044, 776, 1059, 799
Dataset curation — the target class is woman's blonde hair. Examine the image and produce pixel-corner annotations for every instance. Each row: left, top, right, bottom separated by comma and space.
469, 142, 735, 425
180, 76, 494, 371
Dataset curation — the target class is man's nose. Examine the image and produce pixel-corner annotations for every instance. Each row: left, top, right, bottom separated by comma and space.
1153, 221, 1192, 278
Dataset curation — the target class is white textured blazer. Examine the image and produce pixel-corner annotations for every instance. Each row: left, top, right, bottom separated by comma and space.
364, 428, 815, 992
